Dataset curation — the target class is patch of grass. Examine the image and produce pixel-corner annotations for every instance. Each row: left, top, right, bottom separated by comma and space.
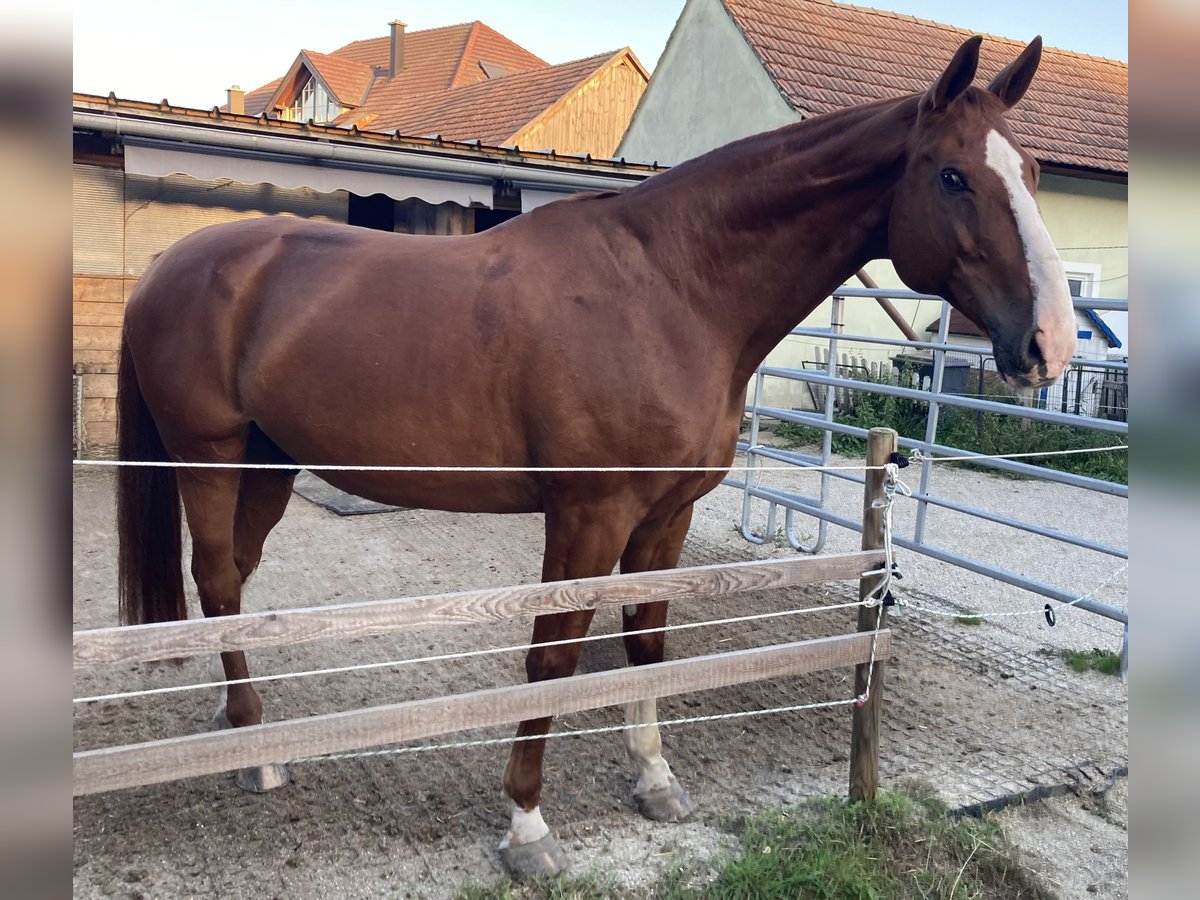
457, 791, 1049, 900
774, 420, 824, 448
1063, 648, 1122, 676
955, 613, 984, 626
668, 791, 1051, 900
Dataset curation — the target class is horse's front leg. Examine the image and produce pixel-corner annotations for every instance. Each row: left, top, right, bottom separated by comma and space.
499, 499, 632, 876
619, 507, 696, 822
500, 609, 595, 876
620, 604, 694, 821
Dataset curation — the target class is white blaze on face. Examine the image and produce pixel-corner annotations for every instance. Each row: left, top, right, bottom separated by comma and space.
984, 130, 1076, 381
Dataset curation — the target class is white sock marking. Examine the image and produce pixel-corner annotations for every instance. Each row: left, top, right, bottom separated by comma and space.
208, 654, 228, 721
499, 805, 550, 849
984, 129, 1076, 380
624, 699, 675, 794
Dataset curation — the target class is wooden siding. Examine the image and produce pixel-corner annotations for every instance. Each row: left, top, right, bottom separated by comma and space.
73, 275, 136, 447
512, 58, 647, 158
72, 163, 350, 449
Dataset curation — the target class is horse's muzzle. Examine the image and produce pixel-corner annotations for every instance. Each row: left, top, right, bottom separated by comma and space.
996, 326, 1075, 389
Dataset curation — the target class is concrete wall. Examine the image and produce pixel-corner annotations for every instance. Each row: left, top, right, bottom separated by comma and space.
618, 0, 797, 165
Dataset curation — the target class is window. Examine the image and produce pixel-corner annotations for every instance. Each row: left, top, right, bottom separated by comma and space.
280, 74, 342, 124
1062, 261, 1101, 299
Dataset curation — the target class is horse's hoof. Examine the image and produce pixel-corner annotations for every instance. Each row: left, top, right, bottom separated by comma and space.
635, 780, 696, 822
499, 833, 568, 877
210, 709, 290, 792
233, 763, 291, 793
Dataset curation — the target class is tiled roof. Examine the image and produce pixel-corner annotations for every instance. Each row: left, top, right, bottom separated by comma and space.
366, 52, 618, 144
926, 310, 986, 337
722, 0, 1127, 175
302, 50, 374, 107
328, 21, 546, 98
75, 92, 666, 174
231, 20, 641, 156
243, 78, 281, 117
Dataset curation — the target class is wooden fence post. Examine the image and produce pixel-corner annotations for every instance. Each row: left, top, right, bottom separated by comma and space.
849, 426, 898, 802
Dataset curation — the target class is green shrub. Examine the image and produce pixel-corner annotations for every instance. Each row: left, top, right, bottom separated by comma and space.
1063, 648, 1123, 676
769, 364, 1127, 485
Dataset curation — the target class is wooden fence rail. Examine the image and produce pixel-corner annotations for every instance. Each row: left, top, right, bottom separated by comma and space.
74, 551, 885, 667
74, 631, 890, 796
74, 430, 901, 800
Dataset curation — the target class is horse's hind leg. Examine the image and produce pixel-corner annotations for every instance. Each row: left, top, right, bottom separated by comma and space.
619, 505, 696, 822
233, 427, 298, 584
175, 434, 290, 792
219, 432, 297, 790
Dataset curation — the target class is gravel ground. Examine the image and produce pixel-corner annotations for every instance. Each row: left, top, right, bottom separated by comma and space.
72, 445, 1127, 898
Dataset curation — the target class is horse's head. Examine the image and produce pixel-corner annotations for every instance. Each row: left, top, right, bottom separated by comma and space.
889, 36, 1076, 388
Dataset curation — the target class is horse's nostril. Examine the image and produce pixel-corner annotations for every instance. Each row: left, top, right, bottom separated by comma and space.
1027, 332, 1045, 366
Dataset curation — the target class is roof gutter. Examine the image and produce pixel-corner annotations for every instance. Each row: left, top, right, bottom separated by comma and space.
1040, 162, 1128, 185
73, 109, 653, 195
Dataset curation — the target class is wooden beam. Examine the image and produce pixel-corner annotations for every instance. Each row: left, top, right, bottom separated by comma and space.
855, 270, 922, 342
74, 630, 890, 796
74, 551, 884, 667
849, 428, 898, 803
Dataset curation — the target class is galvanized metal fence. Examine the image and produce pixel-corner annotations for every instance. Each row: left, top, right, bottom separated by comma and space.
723, 288, 1129, 656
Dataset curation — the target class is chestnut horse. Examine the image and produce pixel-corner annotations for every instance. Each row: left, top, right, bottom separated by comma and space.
115, 36, 1073, 874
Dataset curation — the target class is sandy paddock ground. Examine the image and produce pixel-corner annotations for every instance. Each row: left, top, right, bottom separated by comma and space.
72, 448, 1127, 898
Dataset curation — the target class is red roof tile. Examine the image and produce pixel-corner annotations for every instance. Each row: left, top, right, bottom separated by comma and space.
327, 21, 545, 98
243, 78, 282, 117
301, 50, 374, 107
366, 52, 618, 144
722, 0, 1127, 175
926, 310, 986, 337
234, 20, 639, 156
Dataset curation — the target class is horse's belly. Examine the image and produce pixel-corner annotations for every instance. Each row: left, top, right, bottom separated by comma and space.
311, 468, 543, 515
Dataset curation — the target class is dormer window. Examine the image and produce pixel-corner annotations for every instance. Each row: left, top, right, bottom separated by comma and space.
281, 74, 342, 123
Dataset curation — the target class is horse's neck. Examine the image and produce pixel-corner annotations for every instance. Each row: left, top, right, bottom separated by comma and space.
629, 95, 919, 386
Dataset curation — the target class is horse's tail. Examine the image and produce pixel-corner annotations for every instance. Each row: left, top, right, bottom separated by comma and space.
116, 335, 186, 626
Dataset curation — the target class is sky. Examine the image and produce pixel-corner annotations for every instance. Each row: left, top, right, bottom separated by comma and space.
73, 1, 1127, 110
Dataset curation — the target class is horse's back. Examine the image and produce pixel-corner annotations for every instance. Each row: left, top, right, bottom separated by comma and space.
121, 210, 736, 513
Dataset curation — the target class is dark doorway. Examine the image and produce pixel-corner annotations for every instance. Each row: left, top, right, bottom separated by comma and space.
473, 208, 522, 232
348, 193, 396, 231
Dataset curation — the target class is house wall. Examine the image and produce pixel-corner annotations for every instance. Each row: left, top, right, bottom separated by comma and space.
514, 57, 648, 158
1038, 174, 1128, 301
617, 0, 797, 165
72, 163, 347, 447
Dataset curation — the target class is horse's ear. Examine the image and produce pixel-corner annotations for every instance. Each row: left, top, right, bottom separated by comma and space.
923, 36, 983, 114
988, 36, 1043, 108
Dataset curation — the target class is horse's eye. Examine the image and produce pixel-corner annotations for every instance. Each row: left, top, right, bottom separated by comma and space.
941, 169, 968, 192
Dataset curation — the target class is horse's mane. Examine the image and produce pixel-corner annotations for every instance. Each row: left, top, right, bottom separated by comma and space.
565, 190, 621, 203
635, 93, 920, 196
